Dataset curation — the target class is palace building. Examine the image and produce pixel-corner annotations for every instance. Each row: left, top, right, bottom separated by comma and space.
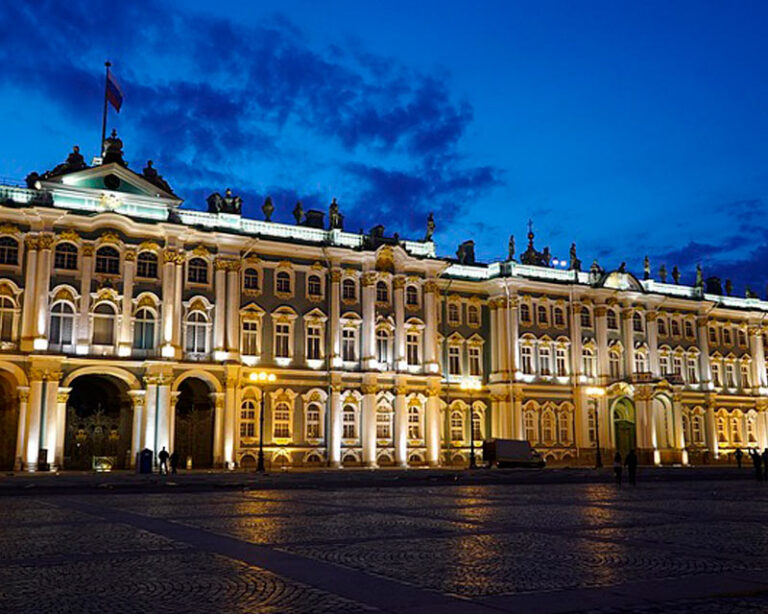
0, 132, 766, 471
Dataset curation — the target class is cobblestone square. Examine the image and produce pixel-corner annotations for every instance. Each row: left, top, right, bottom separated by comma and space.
2, 477, 768, 612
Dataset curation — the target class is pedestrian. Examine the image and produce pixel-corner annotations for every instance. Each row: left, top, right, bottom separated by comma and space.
750, 448, 762, 482
735, 447, 744, 469
762, 448, 768, 482
170, 450, 179, 475
158, 446, 170, 475
624, 449, 638, 486
613, 451, 623, 486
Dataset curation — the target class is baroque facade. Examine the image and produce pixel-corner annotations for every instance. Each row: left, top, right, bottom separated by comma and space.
0, 135, 767, 471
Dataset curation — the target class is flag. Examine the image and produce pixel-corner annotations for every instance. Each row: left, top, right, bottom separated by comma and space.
106, 70, 123, 112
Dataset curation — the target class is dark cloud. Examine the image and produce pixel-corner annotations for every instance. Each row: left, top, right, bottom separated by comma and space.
0, 0, 501, 230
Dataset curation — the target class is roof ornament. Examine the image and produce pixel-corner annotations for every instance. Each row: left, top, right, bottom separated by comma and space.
519, 219, 548, 266
26, 145, 89, 186
425, 212, 435, 241
618, 261, 626, 273
695, 263, 703, 288
643, 256, 651, 280
746, 285, 758, 299
659, 264, 667, 283
102, 129, 126, 166
261, 196, 274, 222
292, 201, 304, 224
725, 279, 733, 296
507, 234, 515, 261
206, 188, 242, 214
456, 240, 475, 265
569, 242, 581, 271
328, 198, 343, 230
588, 259, 603, 285
142, 160, 174, 194
671, 266, 680, 284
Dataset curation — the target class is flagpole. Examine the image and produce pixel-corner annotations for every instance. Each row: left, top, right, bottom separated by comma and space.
101, 61, 111, 156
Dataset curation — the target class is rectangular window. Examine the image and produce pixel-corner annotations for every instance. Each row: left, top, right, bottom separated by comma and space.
539, 346, 551, 376
448, 345, 461, 375
672, 356, 682, 376
468, 347, 481, 376
376, 411, 391, 439
725, 363, 736, 387
609, 354, 621, 379
555, 348, 567, 377
241, 321, 259, 355
306, 325, 322, 360
711, 363, 722, 387
581, 350, 595, 377
275, 323, 290, 358
521, 346, 533, 375
740, 363, 750, 388
342, 328, 356, 362
406, 333, 420, 365
687, 358, 698, 384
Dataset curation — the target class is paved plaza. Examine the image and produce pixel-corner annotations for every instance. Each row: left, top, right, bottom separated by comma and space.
2, 475, 768, 612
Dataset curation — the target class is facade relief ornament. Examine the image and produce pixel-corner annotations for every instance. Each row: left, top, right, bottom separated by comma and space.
424, 280, 439, 294
362, 272, 377, 287
38, 234, 55, 250
81, 244, 95, 257
99, 231, 121, 245
124, 248, 137, 262
24, 236, 39, 250
330, 269, 342, 283
0, 224, 20, 236
57, 229, 80, 243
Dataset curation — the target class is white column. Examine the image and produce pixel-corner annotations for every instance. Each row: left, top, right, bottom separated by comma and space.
25, 377, 44, 470
672, 394, 687, 465
213, 260, 227, 353
361, 382, 377, 466
595, 306, 609, 381
570, 303, 583, 380
362, 272, 377, 370
511, 388, 523, 439
425, 384, 441, 466
489, 302, 498, 375
160, 251, 175, 354
128, 390, 145, 467
142, 378, 158, 456
226, 265, 240, 355
173, 258, 184, 353
155, 378, 172, 460
758, 407, 768, 449
622, 308, 635, 377
14, 387, 29, 470
77, 247, 94, 348
393, 276, 406, 370
497, 300, 509, 378
211, 391, 225, 467
697, 316, 712, 385
20, 238, 38, 351
749, 325, 767, 389
223, 370, 238, 468
34, 234, 54, 344
51, 385, 70, 470
330, 269, 342, 368
393, 384, 407, 467
423, 280, 439, 373
705, 400, 718, 459
40, 374, 60, 470
507, 296, 520, 377
647, 311, 660, 377
327, 384, 342, 467
118, 251, 136, 356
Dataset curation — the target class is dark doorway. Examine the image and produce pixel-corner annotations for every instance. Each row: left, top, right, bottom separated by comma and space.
0, 373, 18, 470
65, 375, 132, 470
174, 378, 214, 469
612, 397, 637, 459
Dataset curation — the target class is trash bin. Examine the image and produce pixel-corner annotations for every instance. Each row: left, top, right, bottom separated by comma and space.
38, 448, 50, 472
136, 448, 153, 474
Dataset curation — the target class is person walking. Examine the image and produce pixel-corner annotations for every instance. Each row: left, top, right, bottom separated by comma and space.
624, 449, 638, 486
735, 447, 744, 469
613, 451, 623, 486
158, 446, 170, 475
762, 448, 768, 482
169, 450, 179, 475
750, 448, 762, 482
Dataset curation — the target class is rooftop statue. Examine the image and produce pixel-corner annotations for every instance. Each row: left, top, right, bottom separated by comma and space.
746, 286, 758, 299
659, 264, 667, 283
695, 263, 703, 288
293, 201, 304, 224
206, 188, 242, 214
425, 212, 435, 241
643, 256, 650, 280
102, 129, 127, 166
456, 240, 475, 265
618, 261, 626, 273
329, 198, 344, 230
588, 259, 603, 284
508, 234, 515, 261
27, 145, 89, 186
519, 220, 548, 266
725, 279, 733, 296
569, 242, 581, 271
262, 196, 274, 221
142, 160, 174, 195
672, 266, 680, 284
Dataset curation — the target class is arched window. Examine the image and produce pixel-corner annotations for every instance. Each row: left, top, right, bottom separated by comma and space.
92, 303, 116, 345
609, 352, 621, 379
408, 405, 422, 439
634, 352, 648, 373
553, 307, 565, 327
0, 237, 18, 265
580, 308, 591, 328
606, 310, 618, 330
738, 329, 747, 346
558, 411, 572, 444
472, 409, 482, 441
581, 348, 595, 377
49, 302, 75, 347
187, 257, 208, 284
467, 304, 480, 326
692, 413, 705, 445
342, 405, 357, 439
376, 328, 391, 367
276, 271, 291, 294
450, 410, 464, 442
633, 312, 643, 332
376, 407, 392, 439
541, 411, 555, 443
747, 414, 758, 444
657, 318, 667, 336
306, 403, 322, 439
670, 320, 680, 337
273, 402, 291, 439
537, 305, 548, 325
730, 415, 742, 444
376, 281, 388, 303
136, 252, 158, 279
524, 410, 538, 443
185, 310, 208, 353
306, 274, 321, 297
716, 416, 727, 443
682, 412, 692, 446
0, 296, 14, 341
54, 243, 78, 270
723, 327, 732, 345
684, 321, 694, 338
342, 278, 357, 301
405, 285, 419, 306
448, 302, 460, 325
243, 268, 259, 290
520, 303, 531, 323
133, 307, 156, 350
240, 400, 257, 438
95, 246, 120, 274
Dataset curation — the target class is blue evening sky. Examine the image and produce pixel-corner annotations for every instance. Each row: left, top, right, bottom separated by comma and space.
1, 1, 767, 292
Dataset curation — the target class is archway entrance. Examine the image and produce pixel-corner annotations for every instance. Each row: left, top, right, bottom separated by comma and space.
0, 372, 18, 470
612, 397, 636, 459
66, 375, 132, 470
173, 378, 214, 469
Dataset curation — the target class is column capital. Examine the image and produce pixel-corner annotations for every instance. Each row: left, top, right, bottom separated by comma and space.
124, 248, 137, 262
17, 387, 29, 403
330, 269, 342, 283
81, 244, 94, 257
362, 272, 377, 287
24, 236, 39, 250
594, 306, 607, 317
393, 385, 407, 395
424, 279, 439, 294
38, 233, 55, 250
393, 276, 406, 289
361, 384, 378, 395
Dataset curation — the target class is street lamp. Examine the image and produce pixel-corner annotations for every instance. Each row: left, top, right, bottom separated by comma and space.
250, 370, 276, 472
460, 378, 482, 469
585, 386, 605, 469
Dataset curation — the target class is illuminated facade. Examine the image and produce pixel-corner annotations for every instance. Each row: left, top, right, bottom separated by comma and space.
0, 135, 767, 471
